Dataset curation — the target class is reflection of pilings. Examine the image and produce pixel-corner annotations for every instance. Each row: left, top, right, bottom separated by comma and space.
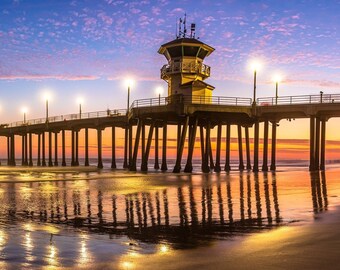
225, 124, 231, 171
321, 171, 328, 210
155, 192, 161, 225
125, 197, 130, 225
226, 180, 233, 224
263, 173, 273, 224
247, 174, 252, 220
254, 174, 262, 226
217, 182, 225, 225
86, 190, 92, 224
206, 186, 213, 225
142, 193, 147, 227
112, 195, 117, 227
239, 173, 245, 222
271, 172, 281, 223
147, 193, 156, 227
97, 191, 103, 225
201, 188, 206, 225
161, 123, 168, 171
178, 187, 188, 227
163, 190, 169, 226
135, 195, 142, 228
189, 184, 198, 226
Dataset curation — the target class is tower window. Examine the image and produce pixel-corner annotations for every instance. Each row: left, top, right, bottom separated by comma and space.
183, 46, 199, 56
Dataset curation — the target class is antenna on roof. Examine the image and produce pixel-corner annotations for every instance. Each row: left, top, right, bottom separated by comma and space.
176, 14, 196, 39
190, 23, 196, 38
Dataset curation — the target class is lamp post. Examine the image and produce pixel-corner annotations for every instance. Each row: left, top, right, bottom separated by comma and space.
22, 107, 27, 124
250, 60, 262, 106
77, 97, 83, 119
125, 79, 134, 114
43, 93, 51, 122
273, 75, 282, 105
156, 87, 164, 106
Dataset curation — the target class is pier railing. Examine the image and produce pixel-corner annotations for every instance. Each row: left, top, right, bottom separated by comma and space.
131, 95, 252, 108
257, 94, 340, 106
2, 109, 127, 128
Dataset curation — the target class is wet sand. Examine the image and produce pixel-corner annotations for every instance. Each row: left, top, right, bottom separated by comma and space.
98, 209, 340, 270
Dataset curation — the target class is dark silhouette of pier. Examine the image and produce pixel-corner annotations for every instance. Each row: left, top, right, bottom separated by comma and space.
0, 93, 338, 172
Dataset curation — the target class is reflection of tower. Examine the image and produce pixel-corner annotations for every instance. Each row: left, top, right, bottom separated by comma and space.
158, 17, 215, 103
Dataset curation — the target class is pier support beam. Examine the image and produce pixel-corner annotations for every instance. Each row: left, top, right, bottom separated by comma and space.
84, 128, 89, 166
309, 116, 316, 171
29, 133, 33, 166
173, 117, 189, 173
141, 122, 155, 172
54, 132, 58, 166
111, 126, 116, 169
245, 127, 252, 170
42, 132, 46, 167
224, 124, 231, 172
7, 136, 10, 166
320, 120, 326, 171
129, 125, 132, 168
270, 121, 277, 171
123, 127, 128, 169
202, 121, 211, 173
315, 118, 320, 170
237, 125, 244, 171
37, 133, 41, 166
200, 126, 205, 171
154, 126, 160, 170
11, 134, 16, 166
48, 132, 53, 167
161, 123, 168, 171
184, 118, 198, 173
214, 124, 222, 172
75, 130, 79, 166
262, 120, 269, 171
62, 130, 66, 166
21, 135, 25, 166
71, 131, 75, 166
253, 121, 259, 172
130, 119, 142, 172
24, 134, 28, 166
97, 129, 103, 169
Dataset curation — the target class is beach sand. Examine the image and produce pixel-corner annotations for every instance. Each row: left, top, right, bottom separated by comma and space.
101, 209, 340, 270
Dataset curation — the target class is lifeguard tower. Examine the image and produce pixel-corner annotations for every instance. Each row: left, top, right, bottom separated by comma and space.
158, 16, 215, 104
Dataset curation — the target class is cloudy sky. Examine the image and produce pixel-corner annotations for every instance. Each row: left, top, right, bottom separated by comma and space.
0, 0, 339, 122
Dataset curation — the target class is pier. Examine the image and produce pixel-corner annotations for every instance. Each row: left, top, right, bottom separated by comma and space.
0, 93, 339, 172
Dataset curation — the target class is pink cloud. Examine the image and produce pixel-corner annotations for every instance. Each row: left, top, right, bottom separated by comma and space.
0, 75, 100, 81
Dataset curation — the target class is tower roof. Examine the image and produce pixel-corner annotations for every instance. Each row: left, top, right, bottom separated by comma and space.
158, 37, 214, 58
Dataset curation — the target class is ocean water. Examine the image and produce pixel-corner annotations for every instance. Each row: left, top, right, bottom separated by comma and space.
0, 163, 339, 269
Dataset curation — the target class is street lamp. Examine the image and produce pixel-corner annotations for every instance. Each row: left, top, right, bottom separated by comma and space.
21, 107, 28, 124
272, 74, 282, 105
43, 92, 51, 122
249, 60, 262, 106
124, 78, 134, 113
77, 97, 84, 118
156, 86, 164, 105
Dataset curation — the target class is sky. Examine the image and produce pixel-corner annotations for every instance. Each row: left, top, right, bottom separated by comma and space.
0, 0, 340, 161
